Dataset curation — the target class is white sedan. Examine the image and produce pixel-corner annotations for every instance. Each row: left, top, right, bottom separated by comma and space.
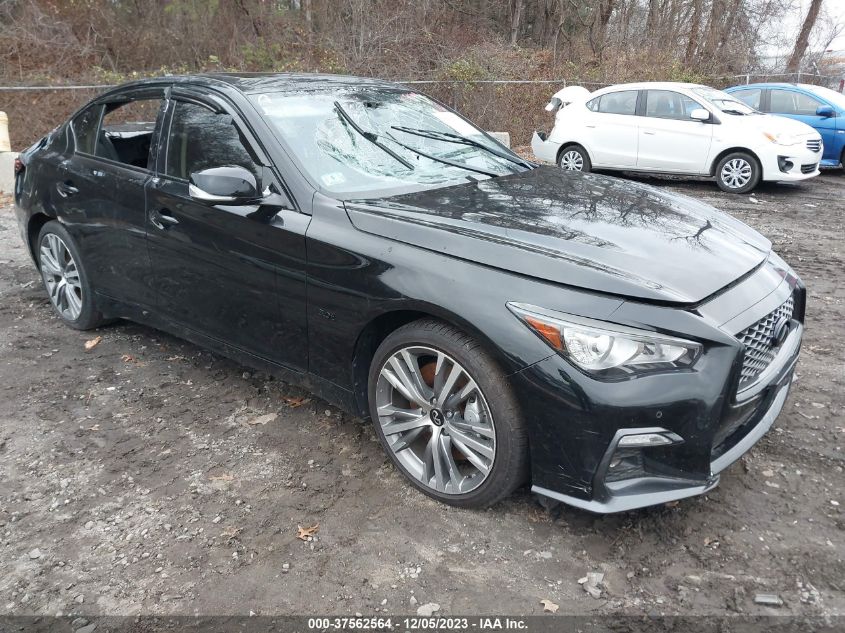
531, 81, 823, 193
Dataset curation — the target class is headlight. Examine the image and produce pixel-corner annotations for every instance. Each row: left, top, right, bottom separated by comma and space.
508, 303, 701, 377
763, 131, 802, 146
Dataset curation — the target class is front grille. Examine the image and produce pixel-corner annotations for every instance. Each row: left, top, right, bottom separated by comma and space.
801, 163, 817, 174
736, 295, 794, 388
806, 139, 821, 152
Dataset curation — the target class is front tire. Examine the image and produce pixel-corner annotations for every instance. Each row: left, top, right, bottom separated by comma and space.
715, 151, 760, 193
368, 319, 528, 508
37, 220, 105, 330
557, 144, 591, 172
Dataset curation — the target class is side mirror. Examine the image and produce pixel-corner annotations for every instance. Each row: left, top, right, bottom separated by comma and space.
816, 105, 834, 118
690, 108, 711, 122
189, 166, 260, 204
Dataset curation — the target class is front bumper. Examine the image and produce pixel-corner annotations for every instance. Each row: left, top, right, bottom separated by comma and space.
760, 140, 822, 182
512, 257, 804, 514
532, 342, 798, 513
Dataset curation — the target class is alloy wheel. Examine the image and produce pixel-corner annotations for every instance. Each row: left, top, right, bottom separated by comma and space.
559, 150, 584, 171
39, 233, 83, 321
375, 345, 496, 495
720, 158, 752, 189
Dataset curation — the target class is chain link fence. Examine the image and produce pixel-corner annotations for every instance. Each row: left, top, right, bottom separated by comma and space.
1, 73, 842, 150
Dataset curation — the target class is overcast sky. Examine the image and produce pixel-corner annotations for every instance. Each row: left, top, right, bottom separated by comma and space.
762, 0, 845, 58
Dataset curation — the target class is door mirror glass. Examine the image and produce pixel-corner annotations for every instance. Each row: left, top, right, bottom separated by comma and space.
689, 108, 710, 122
816, 104, 835, 117
189, 166, 260, 204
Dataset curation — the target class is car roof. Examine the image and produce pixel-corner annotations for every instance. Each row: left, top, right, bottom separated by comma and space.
98, 72, 401, 98
726, 82, 826, 92
594, 81, 708, 92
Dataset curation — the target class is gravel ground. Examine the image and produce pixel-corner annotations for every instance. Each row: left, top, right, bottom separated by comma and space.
0, 170, 843, 620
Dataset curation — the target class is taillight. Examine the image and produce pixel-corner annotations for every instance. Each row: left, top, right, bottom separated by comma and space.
14, 157, 24, 175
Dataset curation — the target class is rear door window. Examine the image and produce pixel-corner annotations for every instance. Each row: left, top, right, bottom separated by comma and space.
596, 90, 638, 115
71, 104, 103, 155
769, 89, 823, 115
96, 98, 164, 169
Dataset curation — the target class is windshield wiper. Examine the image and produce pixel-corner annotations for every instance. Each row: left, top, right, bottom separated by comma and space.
386, 134, 500, 178
391, 125, 533, 169
333, 101, 414, 170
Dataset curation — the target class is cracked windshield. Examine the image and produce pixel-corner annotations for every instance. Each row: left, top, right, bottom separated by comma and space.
251, 90, 526, 195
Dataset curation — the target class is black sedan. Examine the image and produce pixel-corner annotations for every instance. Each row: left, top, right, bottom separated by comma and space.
13, 73, 804, 512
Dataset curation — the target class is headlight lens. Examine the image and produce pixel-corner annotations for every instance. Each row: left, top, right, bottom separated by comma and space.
763, 131, 802, 146
508, 303, 701, 376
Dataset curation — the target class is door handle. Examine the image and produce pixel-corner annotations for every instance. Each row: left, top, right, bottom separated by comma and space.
643, 131, 656, 135
585, 124, 596, 128
150, 208, 179, 230
56, 181, 79, 197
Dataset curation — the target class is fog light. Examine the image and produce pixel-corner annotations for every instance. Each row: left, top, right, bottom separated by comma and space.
618, 432, 676, 447
777, 156, 794, 173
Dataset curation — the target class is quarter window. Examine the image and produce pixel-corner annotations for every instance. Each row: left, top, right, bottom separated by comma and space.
97, 98, 163, 169
769, 90, 823, 116
165, 101, 259, 181
596, 90, 638, 115
645, 90, 701, 120
731, 88, 762, 110
71, 105, 103, 155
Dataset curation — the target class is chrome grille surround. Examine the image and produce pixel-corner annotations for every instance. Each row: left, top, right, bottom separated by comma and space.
736, 295, 794, 388
806, 139, 821, 152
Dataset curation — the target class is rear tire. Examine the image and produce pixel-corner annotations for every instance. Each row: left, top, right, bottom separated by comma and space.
715, 151, 760, 193
368, 319, 528, 508
557, 144, 592, 173
37, 220, 105, 330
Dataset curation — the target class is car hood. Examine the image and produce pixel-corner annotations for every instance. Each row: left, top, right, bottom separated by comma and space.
738, 112, 819, 136
344, 168, 771, 304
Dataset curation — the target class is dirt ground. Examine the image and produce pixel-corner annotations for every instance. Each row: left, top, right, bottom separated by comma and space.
0, 169, 843, 620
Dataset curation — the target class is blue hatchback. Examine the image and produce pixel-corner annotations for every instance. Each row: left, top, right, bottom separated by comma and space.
726, 83, 845, 168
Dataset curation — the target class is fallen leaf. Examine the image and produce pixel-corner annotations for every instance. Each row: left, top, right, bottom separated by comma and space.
165, 355, 184, 362
540, 599, 559, 613
121, 354, 135, 363
209, 473, 234, 482
284, 396, 309, 408
246, 413, 277, 426
221, 526, 242, 539
296, 524, 319, 541
87, 424, 100, 432
84, 336, 102, 351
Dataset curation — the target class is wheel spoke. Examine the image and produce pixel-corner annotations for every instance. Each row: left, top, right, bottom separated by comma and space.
449, 426, 494, 460
439, 434, 464, 492
386, 355, 430, 407
382, 414, 429, 436
390, 426, 428, 453
450, 416, 495, 439
436, 362, 463, 406
65, 286, 82, 315
40, 247, 62, 276
378, 403, 422, 420
450, 435, 491, 475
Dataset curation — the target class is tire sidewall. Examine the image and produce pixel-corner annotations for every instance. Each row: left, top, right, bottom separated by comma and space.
367, 321, 526, 508
716, 152, 760, 194
558, 145, 592, 173
37, 220, 102, 330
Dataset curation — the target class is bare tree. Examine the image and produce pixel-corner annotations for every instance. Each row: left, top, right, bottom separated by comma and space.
786, 0, 824, 72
